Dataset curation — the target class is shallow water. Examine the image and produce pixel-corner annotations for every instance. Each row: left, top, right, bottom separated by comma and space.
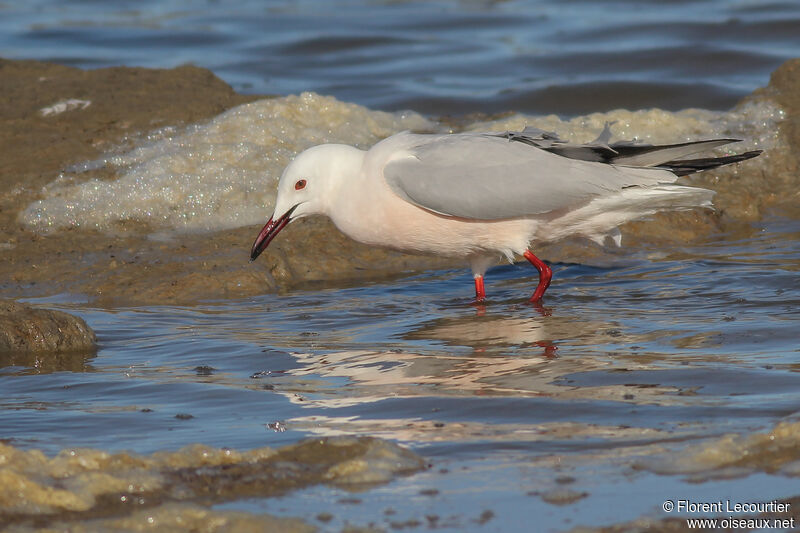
4, 216, 799, 530
3, 0, 800, 115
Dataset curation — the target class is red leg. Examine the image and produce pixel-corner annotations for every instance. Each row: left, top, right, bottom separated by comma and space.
474, 275, 486, 302
523, 250, 552, 302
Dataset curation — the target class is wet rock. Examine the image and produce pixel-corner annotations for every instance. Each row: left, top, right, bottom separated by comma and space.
0, 299, 95, 353
700, 62, 797, 224
0, 57, 260, 193
0, 58, 264, 306
1, 58, 799, 305
0, 436, 424, 529
751, 58, 800, 170
4, 503, 316, 533
638, 419, 800, 479
540, 489, 589, 506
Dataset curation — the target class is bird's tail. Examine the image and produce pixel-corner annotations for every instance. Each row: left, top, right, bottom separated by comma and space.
542, 184, 715, 245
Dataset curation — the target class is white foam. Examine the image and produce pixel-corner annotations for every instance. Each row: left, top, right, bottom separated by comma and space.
22, 92, 434, 233
39, 99, 92, 117
467, 100, 782, 154
21, 93, 782, 235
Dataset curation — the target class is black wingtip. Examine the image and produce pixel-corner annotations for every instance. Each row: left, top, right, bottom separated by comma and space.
662, 149, 764, 176
740, 149, 764, 159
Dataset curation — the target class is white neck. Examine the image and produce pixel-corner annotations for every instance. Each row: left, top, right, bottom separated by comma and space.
319, 145, 367, 217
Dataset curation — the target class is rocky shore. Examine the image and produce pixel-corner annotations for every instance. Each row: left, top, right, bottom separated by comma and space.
1, 57, 799, 314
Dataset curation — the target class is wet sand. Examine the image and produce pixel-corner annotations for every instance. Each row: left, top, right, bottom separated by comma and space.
1, 58, 798, 308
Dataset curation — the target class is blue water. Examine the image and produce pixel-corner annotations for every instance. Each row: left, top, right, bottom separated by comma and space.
4, 217, 800, 530
3, 0, 800, 114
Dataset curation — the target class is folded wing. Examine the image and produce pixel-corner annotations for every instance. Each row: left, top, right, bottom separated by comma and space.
383, 132, 683, 220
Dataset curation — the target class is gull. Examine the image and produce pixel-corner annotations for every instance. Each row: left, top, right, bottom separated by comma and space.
250, 126, 760, 302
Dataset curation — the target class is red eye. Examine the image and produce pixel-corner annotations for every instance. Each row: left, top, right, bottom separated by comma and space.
295, 179, 307, 190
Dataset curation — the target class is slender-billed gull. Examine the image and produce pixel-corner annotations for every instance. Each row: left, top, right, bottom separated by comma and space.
250, 126, 760, 302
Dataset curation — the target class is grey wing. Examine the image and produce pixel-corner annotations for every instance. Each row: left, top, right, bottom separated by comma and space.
382, 133, 677, 220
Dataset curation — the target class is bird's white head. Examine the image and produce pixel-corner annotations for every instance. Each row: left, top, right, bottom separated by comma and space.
250, 143, 364, 261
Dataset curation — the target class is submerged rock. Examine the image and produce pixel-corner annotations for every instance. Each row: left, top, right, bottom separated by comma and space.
2, 503, 317, 533
4, 503, 318, 533
637, 419, 800, 480
0, 299, 95, 353
0, 436, 424, 530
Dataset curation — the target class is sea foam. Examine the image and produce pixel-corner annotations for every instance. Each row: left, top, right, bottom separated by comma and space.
21, 93, 782, 235
21, 92, 433, 233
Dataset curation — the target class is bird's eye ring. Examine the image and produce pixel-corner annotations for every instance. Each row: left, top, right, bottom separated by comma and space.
295, 179, 307, 190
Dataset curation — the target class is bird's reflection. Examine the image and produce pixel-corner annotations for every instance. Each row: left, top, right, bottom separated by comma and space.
471, 299, 551, 318
275, 311, 624, 409
405, 312, 560, 350
275, 310, 686, 444
258, 311, 694, 442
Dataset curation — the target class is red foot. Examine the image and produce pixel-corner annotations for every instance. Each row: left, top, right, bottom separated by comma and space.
530, 300, 552, 317
535, 341, 558, 359
523, 250, 552, 302
471, 303, 487, 317
474, 275, 486, 302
